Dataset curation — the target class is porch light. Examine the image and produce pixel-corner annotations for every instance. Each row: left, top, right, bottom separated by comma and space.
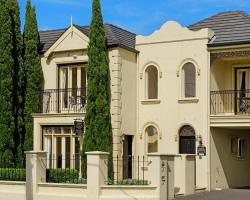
120, 133, 125, 143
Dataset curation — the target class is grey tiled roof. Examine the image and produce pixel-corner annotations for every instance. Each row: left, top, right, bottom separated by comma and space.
189, 10, 250, 47
39, 24, 136, 53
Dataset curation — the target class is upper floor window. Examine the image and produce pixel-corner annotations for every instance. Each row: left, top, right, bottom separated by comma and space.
146, 125, 158, 153
182, 62, 196, 98
145, 65, 158, 99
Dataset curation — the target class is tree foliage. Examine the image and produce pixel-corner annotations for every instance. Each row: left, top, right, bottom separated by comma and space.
22, 0, 43, 152
82, 0, 113, 178
0, 0, 22, 166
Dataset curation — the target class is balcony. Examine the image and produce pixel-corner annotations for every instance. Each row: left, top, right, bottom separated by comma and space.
210, 90, 250, 115
39, 88, 86, 114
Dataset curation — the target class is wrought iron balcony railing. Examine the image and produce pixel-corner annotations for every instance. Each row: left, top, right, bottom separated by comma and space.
210, 90, 250, 115
39, 88, 86, 114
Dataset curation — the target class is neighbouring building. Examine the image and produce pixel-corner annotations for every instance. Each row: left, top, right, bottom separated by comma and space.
33, 10, 250, 193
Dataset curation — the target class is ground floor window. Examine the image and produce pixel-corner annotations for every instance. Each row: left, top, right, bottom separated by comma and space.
179, 125, 196, 154
230, 136, 247, 159
42, 126, 80, 169
146, 126, 158, 153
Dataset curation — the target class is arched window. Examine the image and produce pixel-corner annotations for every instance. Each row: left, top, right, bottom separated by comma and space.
146, 126, 158, 153
179, 125, 196, 154
182, 63, 196, 98
145, 66, 158, 99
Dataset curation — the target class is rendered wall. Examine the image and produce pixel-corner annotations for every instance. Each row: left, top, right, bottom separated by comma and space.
210, 128, 250, 190
36, 26, 137, 165
136, 21, 214, 190
0, 182, 25, 200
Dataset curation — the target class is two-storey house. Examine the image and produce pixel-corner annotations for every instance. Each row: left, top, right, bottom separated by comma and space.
33, 10, 250, 193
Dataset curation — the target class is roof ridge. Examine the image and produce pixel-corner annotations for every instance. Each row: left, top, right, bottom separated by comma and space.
39, 27, 68, 33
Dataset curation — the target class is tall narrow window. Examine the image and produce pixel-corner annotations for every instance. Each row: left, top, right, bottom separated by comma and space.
182, 63, 196, 98
179, 125, 196, 154
145, 66, 158, 99
146, 126, 158, 153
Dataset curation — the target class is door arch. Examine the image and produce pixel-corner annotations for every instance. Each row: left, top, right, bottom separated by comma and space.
179, 125, 196, 154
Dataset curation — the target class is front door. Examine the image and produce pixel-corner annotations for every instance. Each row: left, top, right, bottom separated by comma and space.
236, 68, 250, 113
123, 135, 133, 179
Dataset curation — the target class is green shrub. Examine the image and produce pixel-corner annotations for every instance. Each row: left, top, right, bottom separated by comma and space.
0, 168, 26, 181
108, 179, 150, 185
46, 169, 83, 184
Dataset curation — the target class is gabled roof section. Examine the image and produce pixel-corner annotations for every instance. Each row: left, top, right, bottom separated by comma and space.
39, 24, 136, 53
189, 10, 250, 47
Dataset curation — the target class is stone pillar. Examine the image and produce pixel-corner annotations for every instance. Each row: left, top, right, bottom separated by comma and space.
86, 151, 109, 200
25, 151, 47, 200
148, 153, 175, 200
184, 155, 195, 195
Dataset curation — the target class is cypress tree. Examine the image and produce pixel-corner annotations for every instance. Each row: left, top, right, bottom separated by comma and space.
82, 0, 113, 178
23, 0, 43, 152
0, 0, 22, 166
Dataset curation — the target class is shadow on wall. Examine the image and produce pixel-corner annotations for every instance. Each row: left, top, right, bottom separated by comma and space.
211, 128, 250, 189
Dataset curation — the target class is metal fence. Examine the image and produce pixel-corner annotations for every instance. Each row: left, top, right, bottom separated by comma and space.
46, 154, 86, 184
211, 90, 250, 115
109, 155, 150, 185
0, 156, 26, 181
39, 88, 86, 114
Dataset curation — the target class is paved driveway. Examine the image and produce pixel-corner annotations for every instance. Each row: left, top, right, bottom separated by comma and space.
176, 189, 250, 200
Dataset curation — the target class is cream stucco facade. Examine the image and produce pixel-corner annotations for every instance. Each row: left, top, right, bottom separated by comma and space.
33, 15, 250, 195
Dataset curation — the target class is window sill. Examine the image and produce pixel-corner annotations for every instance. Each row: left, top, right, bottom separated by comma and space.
141, 99, 161, 105
178, 98, 199, 104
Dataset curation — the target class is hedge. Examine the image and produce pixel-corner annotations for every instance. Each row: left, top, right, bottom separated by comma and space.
0, 168, 87, 184
46, 169, 86, 184
0, 168, 26, 181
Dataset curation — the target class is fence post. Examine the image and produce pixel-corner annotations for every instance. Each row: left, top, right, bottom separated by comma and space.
25, 151, 47, 200
148, 153, 175, 200
184, 155, 195, 195
86, 151, 109, 200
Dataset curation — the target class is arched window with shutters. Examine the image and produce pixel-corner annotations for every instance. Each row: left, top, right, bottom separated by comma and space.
145, 125, 158, 153
182, 62, 196, 98
145, 65, 158, 99
179, 125, 196, 154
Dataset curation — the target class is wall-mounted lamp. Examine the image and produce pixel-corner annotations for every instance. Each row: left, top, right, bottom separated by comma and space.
197, 134, 203, 145
120, 133, 125, 143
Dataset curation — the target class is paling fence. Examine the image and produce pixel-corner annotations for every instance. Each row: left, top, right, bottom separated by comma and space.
110, 155, 150, 185
0, 151, 178, 200
0, 153, 150, 186
46, 153, 86, 184
45, 153, 150, 185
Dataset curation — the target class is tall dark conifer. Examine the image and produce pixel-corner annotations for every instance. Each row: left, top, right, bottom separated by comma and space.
82, 0, 113, 178
0, 0, 22, 166
22, 0, 43, 152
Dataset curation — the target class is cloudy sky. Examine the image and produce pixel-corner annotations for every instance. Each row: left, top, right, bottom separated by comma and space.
18, 0, 250, 35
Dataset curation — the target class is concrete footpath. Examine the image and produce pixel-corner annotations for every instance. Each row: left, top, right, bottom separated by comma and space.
176, 189, 250, 200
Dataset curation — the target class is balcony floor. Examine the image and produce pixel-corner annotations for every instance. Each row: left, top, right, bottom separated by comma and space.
210, 114, 250, 128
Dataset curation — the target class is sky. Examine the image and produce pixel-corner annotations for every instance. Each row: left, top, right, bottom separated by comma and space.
18, 0, 250, 35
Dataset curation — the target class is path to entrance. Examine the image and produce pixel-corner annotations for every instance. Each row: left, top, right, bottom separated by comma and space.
176, 189, 250, 200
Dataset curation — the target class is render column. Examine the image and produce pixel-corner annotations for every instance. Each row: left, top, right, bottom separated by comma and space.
86, 151, 109, 200
148, 153, 175, 200
25, 151, 47, 200
184, 155, 196, 195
